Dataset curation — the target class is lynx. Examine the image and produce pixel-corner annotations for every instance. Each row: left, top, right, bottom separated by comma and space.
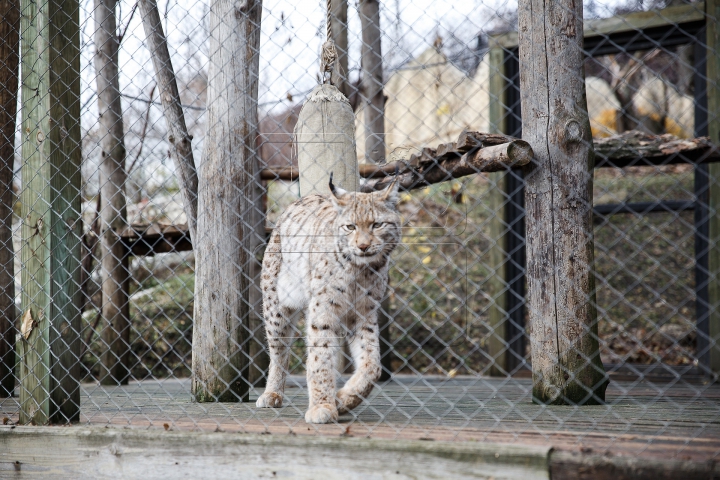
256, 175, 401, 424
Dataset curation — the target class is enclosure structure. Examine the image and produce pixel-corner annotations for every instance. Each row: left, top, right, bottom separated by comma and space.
1, 0, 719, 476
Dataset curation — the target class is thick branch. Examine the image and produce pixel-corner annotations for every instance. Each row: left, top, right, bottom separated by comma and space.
138, 0, 198, 242
261, 130, 531, 186
362, 140, 533, 192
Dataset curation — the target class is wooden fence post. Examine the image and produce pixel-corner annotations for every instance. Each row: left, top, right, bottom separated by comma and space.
486, 45, 509, 376
191, 0, 262, 403
706, 0, 720, 376
17, 0, 82, 423
0, 0, 19, 397
518, 0, 607, 403
95, 0, 131, 386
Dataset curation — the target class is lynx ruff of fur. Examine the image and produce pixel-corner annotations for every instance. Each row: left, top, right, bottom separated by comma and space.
256, 175, 401, 424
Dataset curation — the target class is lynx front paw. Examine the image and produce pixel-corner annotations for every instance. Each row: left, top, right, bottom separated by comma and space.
336, 388, 362, 414
256, 392, 283, 408
304, 403, 338, 424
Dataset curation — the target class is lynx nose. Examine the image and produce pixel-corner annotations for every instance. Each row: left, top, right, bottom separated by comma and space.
358, 243, 370, 252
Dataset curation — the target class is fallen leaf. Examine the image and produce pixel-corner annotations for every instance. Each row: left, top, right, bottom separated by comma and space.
21, 309, 35, 340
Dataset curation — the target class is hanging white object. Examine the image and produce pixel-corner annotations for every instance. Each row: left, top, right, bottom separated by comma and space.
294, 83, 359, 196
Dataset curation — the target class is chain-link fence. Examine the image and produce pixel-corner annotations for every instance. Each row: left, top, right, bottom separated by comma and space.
1, 0, 719, 464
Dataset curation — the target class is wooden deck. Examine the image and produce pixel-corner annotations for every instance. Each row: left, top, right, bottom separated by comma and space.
2, 375, 719, 464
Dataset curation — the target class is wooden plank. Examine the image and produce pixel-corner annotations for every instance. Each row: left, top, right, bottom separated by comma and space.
549, 450, 720, 480
706, 0, 720, 377
518, 0, 607, 404
17, 0, 82, 423
492, 2, 705, 49
486, 46, 509, 376
0, 0, 19, 397
0, 427, 552, 479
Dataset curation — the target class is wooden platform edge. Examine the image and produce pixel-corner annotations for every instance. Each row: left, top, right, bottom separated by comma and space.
0, 426, 551, 479
548, 449, 720, 480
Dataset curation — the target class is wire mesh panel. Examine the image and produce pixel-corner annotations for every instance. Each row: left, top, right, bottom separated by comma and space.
0, 0, 719, 467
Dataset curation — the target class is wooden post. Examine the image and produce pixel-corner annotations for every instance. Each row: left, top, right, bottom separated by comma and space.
191, 0, 262, 403
359, 0, 393, 379
518, 0, 607, 403
0, 0, 19, 397
486, 45, 509, 376
706, 0, 720, 377
95, 0, 130, 386
17, 0, 82, 422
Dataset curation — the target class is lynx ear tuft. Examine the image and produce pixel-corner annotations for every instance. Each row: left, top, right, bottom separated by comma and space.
328, 172, 350, 207
379, 173, 401, 206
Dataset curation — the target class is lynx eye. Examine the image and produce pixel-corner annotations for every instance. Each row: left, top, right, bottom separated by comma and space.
372, 222, 384, 229
343, 224, 356, 231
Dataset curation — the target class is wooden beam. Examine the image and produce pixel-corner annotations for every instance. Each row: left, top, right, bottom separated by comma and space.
491, 2, 706, 49
17, 0, 82, 423
0, 0, 19, 397
706, 0, 720, 377
519, 0, 607, 404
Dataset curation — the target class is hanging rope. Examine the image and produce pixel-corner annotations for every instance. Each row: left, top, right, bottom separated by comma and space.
320, 0, 337, 84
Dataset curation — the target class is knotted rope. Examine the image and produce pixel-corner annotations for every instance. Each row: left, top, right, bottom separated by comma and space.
320, 0, 338, 84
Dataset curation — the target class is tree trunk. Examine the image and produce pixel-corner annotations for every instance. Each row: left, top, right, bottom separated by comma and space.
329, 0, 349, 98
360, 0, 384, 164
138, 0, 198, 242
0, 0, 19, 397
359, 0, 393, 380
191, 0, 262, 402
94, 0, 130, 385
518, 0, 607, 404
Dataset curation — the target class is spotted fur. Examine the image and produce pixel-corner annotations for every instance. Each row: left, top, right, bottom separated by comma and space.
256, 176, 401, 424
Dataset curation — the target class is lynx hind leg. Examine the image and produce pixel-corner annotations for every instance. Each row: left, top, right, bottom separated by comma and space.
336, 316, 382, 414
257, 233, 292, 409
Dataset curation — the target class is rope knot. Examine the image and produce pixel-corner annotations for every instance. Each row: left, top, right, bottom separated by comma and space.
320, 40, 338, 84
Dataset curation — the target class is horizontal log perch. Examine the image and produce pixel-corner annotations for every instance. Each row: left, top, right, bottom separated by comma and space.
361, 140, 533, 192
261, 131, 720, 182
261, 129, 532, 190
594, 132, 720, 168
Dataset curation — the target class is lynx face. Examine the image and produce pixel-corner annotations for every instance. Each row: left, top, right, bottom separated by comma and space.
330, 180, 401, 267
